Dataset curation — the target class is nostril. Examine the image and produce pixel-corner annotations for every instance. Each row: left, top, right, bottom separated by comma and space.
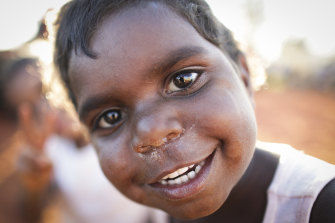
134, 145, 153, 153
133, 130, 183, 154
133, 139, 164, 153
161, 128, 184, 145
166, 132, 180, 141
132, 112, 185, 153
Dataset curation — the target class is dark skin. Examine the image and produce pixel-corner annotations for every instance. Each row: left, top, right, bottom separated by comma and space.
310, 179, 335, 223
66, 2, 335, 222
0, 114, 17, 152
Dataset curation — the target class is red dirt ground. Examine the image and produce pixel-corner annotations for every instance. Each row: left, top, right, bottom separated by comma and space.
254, 89, 335, 164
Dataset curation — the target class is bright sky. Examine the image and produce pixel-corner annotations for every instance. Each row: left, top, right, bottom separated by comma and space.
209, 0, 335, 61
0, 0, 68, 49
1, 0, 335, 62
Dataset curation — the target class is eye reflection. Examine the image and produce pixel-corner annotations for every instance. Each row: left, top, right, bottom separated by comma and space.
98, 109, 122, 128
168, 71, 199, 92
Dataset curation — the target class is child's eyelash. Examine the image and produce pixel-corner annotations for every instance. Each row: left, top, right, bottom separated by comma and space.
166, 68, 205, 94
92, 108, 124, 132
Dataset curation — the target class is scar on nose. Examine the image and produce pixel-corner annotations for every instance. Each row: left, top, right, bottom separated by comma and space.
149, 148, 163, 162
189, 124, 196, 131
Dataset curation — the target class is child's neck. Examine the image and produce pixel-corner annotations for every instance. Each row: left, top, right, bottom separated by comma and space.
217, 148, 279, 222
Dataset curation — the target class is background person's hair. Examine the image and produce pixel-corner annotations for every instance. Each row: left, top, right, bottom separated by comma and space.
0, 54, 38, 121
54, 0, 242, 106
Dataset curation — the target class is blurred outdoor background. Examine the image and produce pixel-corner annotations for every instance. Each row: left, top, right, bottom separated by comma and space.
208, 0, 335, 164
0, 0, 335, 222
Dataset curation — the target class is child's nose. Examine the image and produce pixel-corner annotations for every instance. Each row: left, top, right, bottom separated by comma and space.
132, 108, 184, 153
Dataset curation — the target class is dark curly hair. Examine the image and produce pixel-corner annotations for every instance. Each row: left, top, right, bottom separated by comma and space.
54, 0, 242, 105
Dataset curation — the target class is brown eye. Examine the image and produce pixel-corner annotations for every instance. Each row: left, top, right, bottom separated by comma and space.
168, 71, 199, 92
97, 109, 122, 128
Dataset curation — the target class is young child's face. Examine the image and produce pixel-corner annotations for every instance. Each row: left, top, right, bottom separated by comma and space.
68, 2, 257, 219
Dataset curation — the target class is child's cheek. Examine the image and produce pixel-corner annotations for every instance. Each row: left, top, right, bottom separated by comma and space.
187, 73, 255, 137
182, 73, 256, 171
92, 135, 141, 193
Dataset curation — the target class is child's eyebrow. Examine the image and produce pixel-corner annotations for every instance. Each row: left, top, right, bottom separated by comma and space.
150, 46, 205, 74
78, 46, 206, 121
78, 93, 114, 122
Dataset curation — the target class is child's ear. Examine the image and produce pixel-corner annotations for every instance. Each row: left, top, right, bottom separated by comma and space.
237, 54, 255, 107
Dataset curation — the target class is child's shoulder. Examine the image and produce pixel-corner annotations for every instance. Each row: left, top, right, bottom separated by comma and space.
256, 141, 335, 185
257, 141, 335, 222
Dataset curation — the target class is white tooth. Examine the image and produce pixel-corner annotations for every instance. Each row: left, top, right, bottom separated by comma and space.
177, 167, 188, 176
195, 165, 201, 173
168, 171, 179, 179
188, 164, 195, 169
168, 179, 176, 185
160, 180, 167, 185
200, 161, 205, 166
162, 164, 196, 181
181, 175, 189, 183
175, 178, 182, 185
187, 171, 196, 179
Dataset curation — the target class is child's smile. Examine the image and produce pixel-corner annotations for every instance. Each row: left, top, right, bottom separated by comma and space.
68, 2, 257, 220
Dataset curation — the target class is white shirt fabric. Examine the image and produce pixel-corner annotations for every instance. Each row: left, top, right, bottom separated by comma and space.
257, 142, 335, 223
45, 135, 167, 223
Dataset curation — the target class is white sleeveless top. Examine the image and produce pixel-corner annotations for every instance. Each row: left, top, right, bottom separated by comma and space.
257, 142, 335, 223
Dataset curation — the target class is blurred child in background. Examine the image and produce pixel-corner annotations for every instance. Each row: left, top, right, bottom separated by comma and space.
0, 51, 165, 223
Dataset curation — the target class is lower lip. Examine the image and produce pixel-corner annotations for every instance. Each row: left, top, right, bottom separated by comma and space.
149, 149, 217, 200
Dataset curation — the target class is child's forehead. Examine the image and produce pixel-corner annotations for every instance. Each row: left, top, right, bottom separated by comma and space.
90, 2, 195, 55
69, 3, 218, 81
70, 4, 178, 65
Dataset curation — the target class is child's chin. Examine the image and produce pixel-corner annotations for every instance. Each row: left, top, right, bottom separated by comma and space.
165, 195, 226, 220
170, 207, 218, 220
